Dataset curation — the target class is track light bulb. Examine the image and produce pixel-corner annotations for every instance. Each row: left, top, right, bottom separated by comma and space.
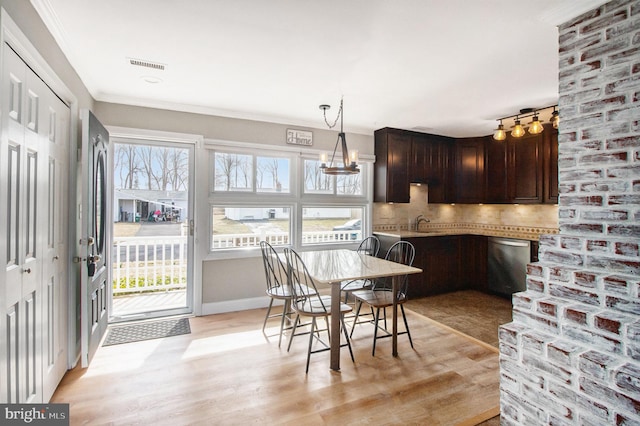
512, 118, 525, 138
528, 114, 544, 134
493, 122, 506, 141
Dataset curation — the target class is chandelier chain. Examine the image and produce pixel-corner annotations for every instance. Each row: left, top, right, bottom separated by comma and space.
322, 98, 343, 130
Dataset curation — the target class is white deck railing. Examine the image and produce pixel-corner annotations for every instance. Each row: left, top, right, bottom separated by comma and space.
113, 230, 362, 294
112, 236, 188, 295
210, 230, 362, 249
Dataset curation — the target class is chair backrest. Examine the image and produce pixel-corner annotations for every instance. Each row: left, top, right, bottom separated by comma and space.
260, 241, 288, 292
283, 248, 328, 314
385, 240, 415, 267
357, 236, 380, 257
373, 241, 415, 298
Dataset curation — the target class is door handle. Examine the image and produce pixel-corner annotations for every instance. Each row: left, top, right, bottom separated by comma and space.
22, 268, 32, 274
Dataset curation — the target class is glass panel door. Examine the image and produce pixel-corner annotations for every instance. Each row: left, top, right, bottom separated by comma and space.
109, 140, 193, 322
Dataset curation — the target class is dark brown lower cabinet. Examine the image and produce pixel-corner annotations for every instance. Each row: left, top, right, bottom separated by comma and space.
405, 235, 488, 298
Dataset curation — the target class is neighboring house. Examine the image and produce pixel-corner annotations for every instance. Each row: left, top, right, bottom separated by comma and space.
115, 188, 188, 222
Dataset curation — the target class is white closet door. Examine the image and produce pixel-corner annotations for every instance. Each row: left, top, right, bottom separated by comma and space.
0, 43, 69, 403
41, 82, 70, 402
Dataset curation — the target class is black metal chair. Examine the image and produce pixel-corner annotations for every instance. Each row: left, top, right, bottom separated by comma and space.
260, 241, 297, 347
350, 240, 415, 356
340, 236, 381, 303
283, 248, 355, 373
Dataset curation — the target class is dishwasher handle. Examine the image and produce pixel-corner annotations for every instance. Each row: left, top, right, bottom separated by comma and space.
490, 238, 530, 247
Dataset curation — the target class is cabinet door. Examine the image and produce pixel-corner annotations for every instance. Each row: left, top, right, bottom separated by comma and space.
543, 127, 559, 204
428, 139, 453, 203
407, 236, 461, 297
410, 134, 429, 183
455, 138, 486, 203
459, 235, 488, 292
485, 138, 509, 203
508, 132, 543, 203
374, 129, 411, 203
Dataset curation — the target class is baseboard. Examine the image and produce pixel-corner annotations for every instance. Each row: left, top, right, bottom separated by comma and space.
200, 296, 280, 315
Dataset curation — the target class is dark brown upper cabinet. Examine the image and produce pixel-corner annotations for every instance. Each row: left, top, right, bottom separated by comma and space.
374, 128, 411, 203
485, 124, 556, 204
454, 137, 486, 203
509, 131, 543, 203
374, 125, 557, 204
410, 133, 454, 203
485, 135, 509, 203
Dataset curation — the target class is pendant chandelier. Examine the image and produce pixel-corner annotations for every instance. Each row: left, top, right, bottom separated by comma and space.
319, 98, 359, 175
493, 105, 558, 141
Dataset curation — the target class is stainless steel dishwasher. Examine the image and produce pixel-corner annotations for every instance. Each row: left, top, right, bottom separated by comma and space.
488, 237, 531, 297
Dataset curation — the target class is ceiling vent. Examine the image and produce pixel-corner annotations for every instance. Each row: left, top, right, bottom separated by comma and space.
128, 58, 166, 71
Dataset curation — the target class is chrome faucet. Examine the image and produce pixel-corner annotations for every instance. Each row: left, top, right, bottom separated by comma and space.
415, 214, 430, 230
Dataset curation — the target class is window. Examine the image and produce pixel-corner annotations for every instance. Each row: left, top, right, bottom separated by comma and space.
213, 152, 291, 193
214, 152, 253, 191
256, 155, 290, 193
209, 145, 370, 254
303, 159, 362, 196
211, 206, 290, 249
301, 207, 364, 244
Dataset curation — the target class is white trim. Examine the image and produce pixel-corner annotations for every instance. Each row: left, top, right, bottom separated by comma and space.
1, 7, 75, 107
201, 296, 277, 316
108, 127, 203, 317
107, 125, 203, 145
204, 137, 375, 162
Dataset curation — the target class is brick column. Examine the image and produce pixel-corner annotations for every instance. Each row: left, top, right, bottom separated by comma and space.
499, 1, 640, 424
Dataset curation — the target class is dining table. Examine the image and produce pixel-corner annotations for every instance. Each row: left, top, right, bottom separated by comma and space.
287, 249, 422, 371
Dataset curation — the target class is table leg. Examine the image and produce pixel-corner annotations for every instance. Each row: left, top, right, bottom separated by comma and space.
330, 281, 341, 371
392, 275, 398, 357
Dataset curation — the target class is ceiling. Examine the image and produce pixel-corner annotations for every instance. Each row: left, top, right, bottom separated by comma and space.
32, 0, 608, 138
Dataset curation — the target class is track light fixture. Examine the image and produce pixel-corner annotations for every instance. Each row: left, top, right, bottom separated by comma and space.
550, 107, 559, 129
493, 120, 506, 141
492, 105, 558, 141
528, 112, 544, 135
512, 116, 526, 138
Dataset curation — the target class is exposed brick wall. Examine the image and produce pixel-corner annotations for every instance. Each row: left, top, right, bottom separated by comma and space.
499, 1, 640, 424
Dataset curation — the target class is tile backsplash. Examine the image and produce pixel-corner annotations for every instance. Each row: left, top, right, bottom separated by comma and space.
373, 185, 559, 233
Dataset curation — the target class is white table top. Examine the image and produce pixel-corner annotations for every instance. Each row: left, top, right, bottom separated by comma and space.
293, 249, 422, 284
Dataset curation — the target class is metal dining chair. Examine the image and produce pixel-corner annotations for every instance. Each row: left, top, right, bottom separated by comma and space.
350, 240, 415, 356
260, 241, 297, 347
283, 248, 355, 373
340, 236, 381, 303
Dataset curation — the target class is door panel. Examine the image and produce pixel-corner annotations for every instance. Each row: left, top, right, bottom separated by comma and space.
1, 43, 70, 403
80, 110, 110, 367
42, 83, 70, 401
1, 44, 43, 403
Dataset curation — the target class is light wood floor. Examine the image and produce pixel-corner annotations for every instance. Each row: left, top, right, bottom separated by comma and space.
52, 291, 509, 425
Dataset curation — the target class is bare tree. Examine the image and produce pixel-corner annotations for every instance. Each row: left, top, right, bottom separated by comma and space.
215, 153, 236, 191
264, 158, 280, 189
114, 144, 140, 189
168, 148, 188, 191
138, 146, 157, 190
153, 148, 171, 190
305, 160, 330, 192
